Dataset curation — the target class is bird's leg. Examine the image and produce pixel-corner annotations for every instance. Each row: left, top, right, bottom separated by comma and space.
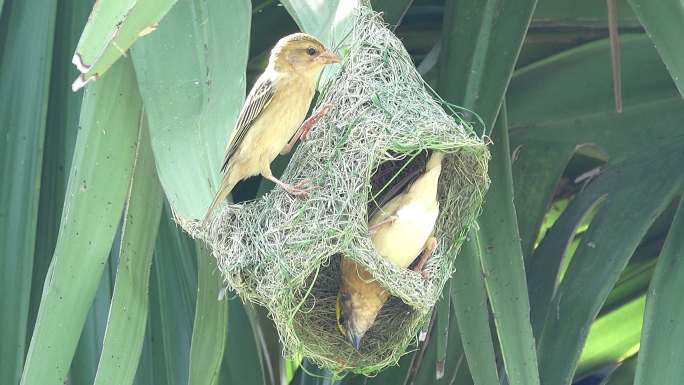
280, 104, 331, 155
262, 166, 311, 196
368, 215, 398, 235
413, 237, 438, 279
300, 104, 331, 140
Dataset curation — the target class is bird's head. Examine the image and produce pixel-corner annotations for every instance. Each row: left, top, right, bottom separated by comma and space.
270, 33, 340, 77
335, 290, 370, 351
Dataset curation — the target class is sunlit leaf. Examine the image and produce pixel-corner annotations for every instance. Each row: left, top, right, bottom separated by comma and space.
131, 0, 251, 219
71, 0, 176, 90
93, 119, 163, 385
20, 58, 143, 385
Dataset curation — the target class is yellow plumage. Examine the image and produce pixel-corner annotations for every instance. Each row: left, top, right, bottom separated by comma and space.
204, 33, 340, 223
337, 152, 444, 350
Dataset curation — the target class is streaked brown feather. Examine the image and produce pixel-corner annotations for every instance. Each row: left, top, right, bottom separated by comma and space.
221, 75, 275, 172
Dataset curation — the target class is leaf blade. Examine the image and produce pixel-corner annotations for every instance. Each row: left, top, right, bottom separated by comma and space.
627, 0, 684, 96
93, 118, 163, 385
188, 242, 229, 385
439, 0, 537, 131
634, 197, 684, 385
578, 296, 645, 376
478, 105, 540, 385
536, 143, 684, 385
219, 298, 267, 385
27, 0, 91, 345
451, 234, 499, 385
152, 207, 198, 385
0, 0, 57, 382
131, 0, 251, 219
72, 0, 177, 90
20, 57, 143, 385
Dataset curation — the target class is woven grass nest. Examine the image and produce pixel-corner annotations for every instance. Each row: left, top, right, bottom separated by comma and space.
183, 7, 490, 374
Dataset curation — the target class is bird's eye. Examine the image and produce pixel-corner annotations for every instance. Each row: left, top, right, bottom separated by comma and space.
306, 47, 317, 56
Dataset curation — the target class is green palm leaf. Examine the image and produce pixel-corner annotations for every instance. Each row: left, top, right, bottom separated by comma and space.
131, 0, 251, 219
20, 58, 143, 385
633, 197, 684, 385
93, 118, 163, 385
71, 0, 176, 90
0, 1, 57, 383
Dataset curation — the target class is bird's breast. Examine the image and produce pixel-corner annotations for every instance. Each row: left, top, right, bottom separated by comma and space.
371, 201, 439, 268
259, 79, 315, 154
235, 77, 315, 167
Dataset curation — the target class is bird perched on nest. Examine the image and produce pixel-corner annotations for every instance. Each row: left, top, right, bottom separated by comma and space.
203, 33, 340, 223
336, 151, 444, 350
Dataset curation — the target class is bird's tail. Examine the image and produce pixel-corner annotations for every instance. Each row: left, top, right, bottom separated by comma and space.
202, 174, 239, 225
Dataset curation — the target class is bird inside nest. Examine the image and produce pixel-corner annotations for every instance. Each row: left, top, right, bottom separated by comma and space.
367, 150, 430, 219
337, 150, 442, 351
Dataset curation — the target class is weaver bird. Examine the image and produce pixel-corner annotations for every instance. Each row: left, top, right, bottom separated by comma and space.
203, 33, 340, 222
337, 152, 444, 350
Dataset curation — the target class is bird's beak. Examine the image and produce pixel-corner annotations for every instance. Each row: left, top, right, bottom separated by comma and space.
320, 50, 341, 64
347, 329, 363, 351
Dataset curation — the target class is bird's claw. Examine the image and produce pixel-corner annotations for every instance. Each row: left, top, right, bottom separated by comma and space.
293, 178, 311, 188
283, 178, 314, 196
413, 237, 438, 280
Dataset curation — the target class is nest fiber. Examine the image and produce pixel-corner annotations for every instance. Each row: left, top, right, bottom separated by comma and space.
186, 7, 489, 373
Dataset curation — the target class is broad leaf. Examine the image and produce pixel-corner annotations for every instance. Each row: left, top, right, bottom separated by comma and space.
601, 356, 637, 385
451, 232, 498, 385
93, 119, 163, 385
535, 142, 684, 385
152, 207, 198, 385
439, 0, 537, 131
578, 296, 645, 376
188, 242, 229, 385
131, 0, 251, 219
634, 197, 684, 385
27, 0, 90, 343
627, 0, 684, 96
220, 298, 266, 385
478, 105, 540, 385
20, 58, 143, 385
71, 0, 176, 90
0, 1, 57, 383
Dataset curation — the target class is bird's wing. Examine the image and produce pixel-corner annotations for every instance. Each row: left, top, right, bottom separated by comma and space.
368, 150, 429, 219
221, 74, 276, 172
369, 194, 404, 227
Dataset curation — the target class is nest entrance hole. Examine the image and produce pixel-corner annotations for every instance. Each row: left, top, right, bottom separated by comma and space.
286, 151, 442, 369
290, 253, 418, 370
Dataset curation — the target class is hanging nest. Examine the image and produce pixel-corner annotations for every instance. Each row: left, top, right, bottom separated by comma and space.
183, 6, 490, 374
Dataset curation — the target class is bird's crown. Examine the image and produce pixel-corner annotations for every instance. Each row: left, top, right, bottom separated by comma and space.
272, 33, 326, 54
278, 32, 324, 46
